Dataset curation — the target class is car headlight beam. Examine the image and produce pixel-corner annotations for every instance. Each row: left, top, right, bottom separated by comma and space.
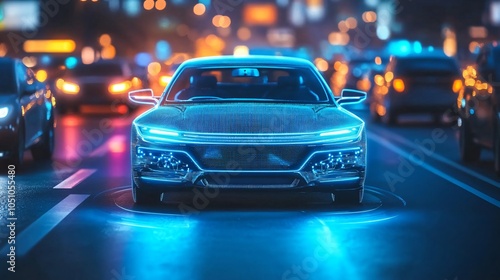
319, 124, 363, 142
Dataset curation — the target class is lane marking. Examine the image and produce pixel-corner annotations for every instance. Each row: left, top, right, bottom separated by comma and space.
368, 132, 500, 208
0, 194, 89, 257
53, 169, 96, 189
369, 127, 500, 189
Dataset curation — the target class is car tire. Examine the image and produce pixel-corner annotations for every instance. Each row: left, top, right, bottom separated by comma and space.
31, 115, 55, 161
459, 119, 481, 162
494, 122, 500, 177
132, 180, 162, 205
332, 188, 364, 205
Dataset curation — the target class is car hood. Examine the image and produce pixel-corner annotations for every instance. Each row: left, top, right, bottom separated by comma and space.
134, 103, 363, 134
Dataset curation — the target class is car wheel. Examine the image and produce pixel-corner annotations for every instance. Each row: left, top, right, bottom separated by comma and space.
31, 116, 55, 161
459, 119, 481, 162
332, 188, 364, 205
132, 180, 162, 205
494, 122, 500, 177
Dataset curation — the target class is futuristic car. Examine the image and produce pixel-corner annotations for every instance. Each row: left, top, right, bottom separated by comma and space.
129, 56, 367, 205
54, 59, 143, 113
455, 43, 500, 176
0, 57, 55, 166
370, 53, 461, 124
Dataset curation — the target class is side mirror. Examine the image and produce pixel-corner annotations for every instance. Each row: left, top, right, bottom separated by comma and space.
338, 89, 366, 105
128, 89, 159, 106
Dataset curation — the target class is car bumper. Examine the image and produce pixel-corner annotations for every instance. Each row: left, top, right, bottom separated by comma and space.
131, 130, 366, 193
388, 88, 456, 112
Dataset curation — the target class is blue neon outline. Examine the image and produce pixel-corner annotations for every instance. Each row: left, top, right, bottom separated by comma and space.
136, 124, 364, 145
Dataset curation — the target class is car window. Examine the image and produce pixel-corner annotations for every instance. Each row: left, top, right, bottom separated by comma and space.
0, 60, 17, 94
395, 58, 459, 77
164, 66, 330, 104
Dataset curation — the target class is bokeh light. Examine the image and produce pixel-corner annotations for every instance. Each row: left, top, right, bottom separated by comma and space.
193, 3, 206, 16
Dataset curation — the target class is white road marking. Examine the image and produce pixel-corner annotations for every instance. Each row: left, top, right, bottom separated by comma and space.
368, 132, 500, 208
53, 169, 96, 189
371, 128, 500, 188
0, 194, 89, 257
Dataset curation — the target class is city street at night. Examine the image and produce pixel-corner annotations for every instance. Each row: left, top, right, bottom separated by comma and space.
1, 107, 499, 280
1, 0, 500, 279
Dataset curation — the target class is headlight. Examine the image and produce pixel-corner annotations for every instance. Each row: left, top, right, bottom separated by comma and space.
56, 79, 79, 95
109, 81, 132, 94
0, 107, 9, 119
138, 126, 180, 142
319, 124, 363, 142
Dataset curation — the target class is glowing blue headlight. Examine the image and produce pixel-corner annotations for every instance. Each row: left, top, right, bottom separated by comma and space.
0, 107, 9, 119
138, 126, 180, 141
318, 125, 363, 142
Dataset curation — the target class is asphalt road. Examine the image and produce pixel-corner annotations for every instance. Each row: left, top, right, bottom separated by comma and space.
0, 105, 499, 280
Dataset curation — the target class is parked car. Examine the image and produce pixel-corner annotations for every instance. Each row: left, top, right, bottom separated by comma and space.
54, 59, 143, 113
0, 57, 55, 165
370, 53, 461, 124
456, 43, 500, 176
129, 56, 367, 205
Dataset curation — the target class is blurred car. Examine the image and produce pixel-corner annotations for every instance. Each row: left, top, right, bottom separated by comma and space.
0, 57, 55, 165
456, 43, 500, 176
370, 53, 461, 124
54, 59, 143, 113
129, 56, 367, 205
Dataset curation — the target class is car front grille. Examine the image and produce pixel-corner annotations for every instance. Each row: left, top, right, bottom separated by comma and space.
80, 83, 108, 97
188, 144, 310, 171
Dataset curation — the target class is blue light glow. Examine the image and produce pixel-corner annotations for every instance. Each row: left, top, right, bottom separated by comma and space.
156, 40, 171, 61
320, 129, 355, 137
39, 55, 51, 66
413, 41, 423, 53
65, 56, 78, 69
0, 107, 9, 119
135, 53, 152, 67
149, 129, 179, 137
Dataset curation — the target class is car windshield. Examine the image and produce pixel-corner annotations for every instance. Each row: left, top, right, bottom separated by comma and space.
163, 66, 331, 104
396, 58, 460, 77
0, 61, 17, 94
70, 63, 124, 77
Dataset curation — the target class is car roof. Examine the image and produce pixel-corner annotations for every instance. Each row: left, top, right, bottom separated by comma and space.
179, 55, 315, 68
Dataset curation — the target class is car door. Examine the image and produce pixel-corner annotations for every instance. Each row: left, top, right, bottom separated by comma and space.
17, 62, 42, 146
